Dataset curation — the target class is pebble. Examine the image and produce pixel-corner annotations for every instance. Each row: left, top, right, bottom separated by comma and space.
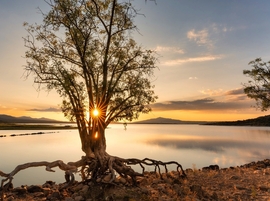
234, 184, 246, 190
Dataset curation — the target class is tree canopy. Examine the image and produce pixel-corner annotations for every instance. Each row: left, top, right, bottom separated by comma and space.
24, 0, 157, 124
243, 58, 270, 111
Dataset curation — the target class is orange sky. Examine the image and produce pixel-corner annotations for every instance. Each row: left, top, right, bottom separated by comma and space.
1, 1, 270, 122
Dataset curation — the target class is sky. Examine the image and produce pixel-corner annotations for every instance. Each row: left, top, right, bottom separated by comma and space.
1, 0, 270, 122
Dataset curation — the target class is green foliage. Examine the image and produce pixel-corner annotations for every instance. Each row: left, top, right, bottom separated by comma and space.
24, 0, 158, 128
243, 58, 270, 111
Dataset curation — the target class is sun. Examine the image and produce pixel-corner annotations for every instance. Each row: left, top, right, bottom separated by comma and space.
93, 108, 99, 117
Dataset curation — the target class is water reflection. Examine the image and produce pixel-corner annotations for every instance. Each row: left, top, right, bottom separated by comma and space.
145, 137, 270, 153
1, 124, 270, 187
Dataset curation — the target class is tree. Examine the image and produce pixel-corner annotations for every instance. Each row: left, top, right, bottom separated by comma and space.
243, 58, 270, 111
0, 0, 186, 194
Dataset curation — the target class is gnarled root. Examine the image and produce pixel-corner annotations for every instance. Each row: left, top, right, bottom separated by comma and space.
0, 157, 88, 200
81, 154, 186, 185
0, 155, 186, 200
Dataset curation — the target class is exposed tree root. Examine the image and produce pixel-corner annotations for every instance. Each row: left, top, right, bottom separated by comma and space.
79, 153, 186, 185
0, 155, 186, 200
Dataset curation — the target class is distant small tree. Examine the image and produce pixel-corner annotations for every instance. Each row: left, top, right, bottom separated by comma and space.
243, 58, 270, 111
0, 0, 186, 191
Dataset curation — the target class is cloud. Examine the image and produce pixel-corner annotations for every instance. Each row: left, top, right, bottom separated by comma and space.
200, 89, 224, 96
189, 77, 198, 80
164, 55, 222, 66
211, 23, 234, 33
225, 88, 244, 95
155, 45, 184, 54
152, 98, 248, 111
151, 88, 250, 111
200, 88, 246, 100
27, 107, 61, 112
187, 24, 235, 49
0, 104, 7, 109
187, 29, 213, 48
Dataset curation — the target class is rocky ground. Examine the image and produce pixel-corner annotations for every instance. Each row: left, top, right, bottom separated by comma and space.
1, 159, 270, 201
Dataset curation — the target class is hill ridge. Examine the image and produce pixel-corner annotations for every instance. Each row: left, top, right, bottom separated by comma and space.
0, 114, 66, 123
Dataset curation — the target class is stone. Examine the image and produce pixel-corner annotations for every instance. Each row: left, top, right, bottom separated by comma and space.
119, 177, 127, 184
202, 165, 219, 171
42, 187, 51, 196
253, 170, 262, 174
202, 166, 210, 171
32, 192, 45, 198
71, 183, 84, 192
42, 180, 55, 188
185, 168, 193, 173
12, 187, 27, 195
103, 174, 112, 182
48, 191, 61, 200
229, 175, 240, 180
209, 165, 219, 170
114, 177, 120, 183
234, 184, 246, 190
136, 177, 148, 185
96, 178, 102, 182
27, 185, 43, 193
140, 187, 149, 194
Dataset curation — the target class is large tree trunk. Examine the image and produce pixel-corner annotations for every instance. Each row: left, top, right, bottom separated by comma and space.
78, 115, 109, 179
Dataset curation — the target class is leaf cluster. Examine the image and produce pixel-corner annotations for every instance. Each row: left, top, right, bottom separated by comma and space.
23, 0, 158, 127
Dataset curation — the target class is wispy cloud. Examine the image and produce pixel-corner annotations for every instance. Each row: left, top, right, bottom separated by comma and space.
27, 107, 61, 112
200, 88, 245, 96
211, 23, 234, 33
200, 89, 224, 96
187, 24, 235, 49
164, 55, 222, 66
154, 45, 184, 54
187, 29, 213, 48
189, 77, 198, 80
0, 104, 7, 109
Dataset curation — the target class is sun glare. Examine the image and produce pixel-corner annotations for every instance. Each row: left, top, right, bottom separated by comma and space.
95, 131, 98, 139
93, 108, 99, 117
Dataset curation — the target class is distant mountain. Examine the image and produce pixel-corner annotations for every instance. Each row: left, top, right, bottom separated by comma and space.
204, 115, 270, 126
133, 117, 207, 124
0, 114, 66, 123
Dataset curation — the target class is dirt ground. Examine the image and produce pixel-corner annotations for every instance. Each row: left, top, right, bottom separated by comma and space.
1, 159, 270, 201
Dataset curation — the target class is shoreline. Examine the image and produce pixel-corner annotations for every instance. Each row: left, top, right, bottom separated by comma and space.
0, 123, 77, 131
1, 159, 270, 201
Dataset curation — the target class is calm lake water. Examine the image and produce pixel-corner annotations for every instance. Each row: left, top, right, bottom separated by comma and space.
0, 124, 270, 187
